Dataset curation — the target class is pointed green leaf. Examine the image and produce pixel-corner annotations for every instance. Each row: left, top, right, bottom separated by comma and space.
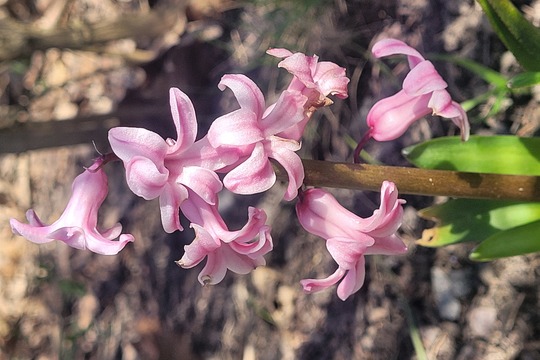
508, 72, 540, 88
476, 0, 540, 71
417, 199, 540, 247
469, 219, 540, 261
403, 136, 540, 175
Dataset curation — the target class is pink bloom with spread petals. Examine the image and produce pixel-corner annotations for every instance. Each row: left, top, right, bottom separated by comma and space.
366, 38, 469, 142
267, 48, 350, 140
109, 88, 232, 233
176, 191, 272, 285
207, 74, 307, 201
10, 166, 134, 255
296, 181, 407, 300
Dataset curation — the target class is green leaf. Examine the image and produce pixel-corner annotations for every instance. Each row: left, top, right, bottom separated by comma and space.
476, 0, 540, 71
417, 199, 540, 247
403, 135, 540, 176
507, 72, 540, 88
469, 219, 540, 261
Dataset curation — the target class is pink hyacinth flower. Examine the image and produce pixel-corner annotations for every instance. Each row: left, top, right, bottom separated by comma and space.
366, 38, 469, 142
176, 191, 272, 285
267, 48, 350, 140
207, 74, 307, 201
10, 166, 134, 255
109, 88, 231, 233
296, 181, 407, 301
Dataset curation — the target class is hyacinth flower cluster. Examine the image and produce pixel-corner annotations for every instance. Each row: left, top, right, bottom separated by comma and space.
10, 39, 469, 300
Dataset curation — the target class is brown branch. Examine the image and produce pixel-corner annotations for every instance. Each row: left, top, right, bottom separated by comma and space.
276, 159, 540, 202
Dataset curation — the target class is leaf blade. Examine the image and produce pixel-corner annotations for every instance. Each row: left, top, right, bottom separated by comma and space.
403, 136, 540, 176
469, 219, 540, 261
417, 199, 540, 247
476, 0, 540, 71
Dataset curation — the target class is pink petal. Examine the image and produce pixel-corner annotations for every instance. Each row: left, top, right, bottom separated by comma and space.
180, 192, 229, 238
313, 61, 350, 99
300, 267, 347, 294
223, 143, 276, 195
296, 188, 364, 239
10, 218, 54, 244
159, 182, 188, 233
336, 257, 366, 301
176, 136, 241, 170
220, 245, 265, 274
207, 109, 264, 146
429, 94, 470, 141
48, 227, 86, 249
228, 223, 272, 254
367, 90, 432, 141
359, 181, 405, 237
326, 236, 374, 269
168, 87, 198, 155
402, 61, 448, 96
178, 224, 221, 268
176, 166, 222, 205
197, 252, 228, 285
260, 90, 307, 136
25, 209, 45, 227
67, 228, 133, 255
266, 138, 304, 201
277, 52, 317, 89
276, 116, 309, 142
108, 127, 167, 165
449, 102, 470, 141
223, 207, 269, 244
218, 74, 266, 119
365, 234, 408, 256
125, 156, 168, 200
372, 38, 425, 68
266, 48, 294, 58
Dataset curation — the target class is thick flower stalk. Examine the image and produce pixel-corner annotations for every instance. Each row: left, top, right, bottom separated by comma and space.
267, 48, 350, 140
296, 181, 407, 300
360, 38, 469, 147
207, 74, 308, 201
108, 88, 232, 233
176, 190, 272, 285
10, 163, 134, 255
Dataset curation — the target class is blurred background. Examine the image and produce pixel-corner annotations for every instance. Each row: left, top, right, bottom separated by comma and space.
0, 0, 539, 359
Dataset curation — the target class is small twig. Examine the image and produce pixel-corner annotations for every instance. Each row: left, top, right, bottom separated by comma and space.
275, 159, 540, 202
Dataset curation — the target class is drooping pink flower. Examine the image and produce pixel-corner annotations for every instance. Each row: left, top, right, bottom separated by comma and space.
266, 48, 350, 140
10, 165, 134, 255
109, 88, 233, 233
176, 191, 272, 285
365, 38, 469, 143
207, 74, 308, 201
296, 181, 407, 300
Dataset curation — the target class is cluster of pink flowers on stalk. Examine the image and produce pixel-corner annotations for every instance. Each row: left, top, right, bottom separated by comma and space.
10, 39, 467, 300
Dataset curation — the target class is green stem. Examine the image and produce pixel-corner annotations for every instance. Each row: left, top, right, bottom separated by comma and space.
276, 159, 540, 202
400, 297, 428, 360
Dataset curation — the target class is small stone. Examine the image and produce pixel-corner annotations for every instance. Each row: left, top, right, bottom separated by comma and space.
468, 306, 497, 338
431, 267, 461, 321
